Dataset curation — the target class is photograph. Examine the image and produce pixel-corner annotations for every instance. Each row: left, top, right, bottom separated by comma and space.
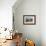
23, 15, 36, 25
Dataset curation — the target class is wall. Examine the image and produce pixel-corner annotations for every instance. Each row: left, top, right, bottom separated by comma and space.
13, 0, 41, 46
0, 0, 16, 30
41, 0, 46, 46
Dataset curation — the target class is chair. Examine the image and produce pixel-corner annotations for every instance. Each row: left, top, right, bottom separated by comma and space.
14, 33, 23, 46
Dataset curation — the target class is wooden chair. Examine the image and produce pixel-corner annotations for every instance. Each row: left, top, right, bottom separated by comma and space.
13, 33, 23, 46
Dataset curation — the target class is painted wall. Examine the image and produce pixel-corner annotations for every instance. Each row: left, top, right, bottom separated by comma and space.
13, 0, 46, 46
13, 0, 41, 46
41, 0, 46, 46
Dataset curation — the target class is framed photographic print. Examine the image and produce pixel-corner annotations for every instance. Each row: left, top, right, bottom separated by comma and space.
23, 15, 36, 25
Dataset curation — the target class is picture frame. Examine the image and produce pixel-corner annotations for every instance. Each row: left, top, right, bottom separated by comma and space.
23, 15, 36, 25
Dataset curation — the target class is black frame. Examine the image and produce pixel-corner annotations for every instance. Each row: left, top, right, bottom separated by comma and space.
23, 15, 36, 25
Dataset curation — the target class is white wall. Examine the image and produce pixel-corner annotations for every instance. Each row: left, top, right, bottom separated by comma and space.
13, 0, 46, 46
41, 0, 46, 46
13, 0, 41, 46
0, 0, 16, 29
